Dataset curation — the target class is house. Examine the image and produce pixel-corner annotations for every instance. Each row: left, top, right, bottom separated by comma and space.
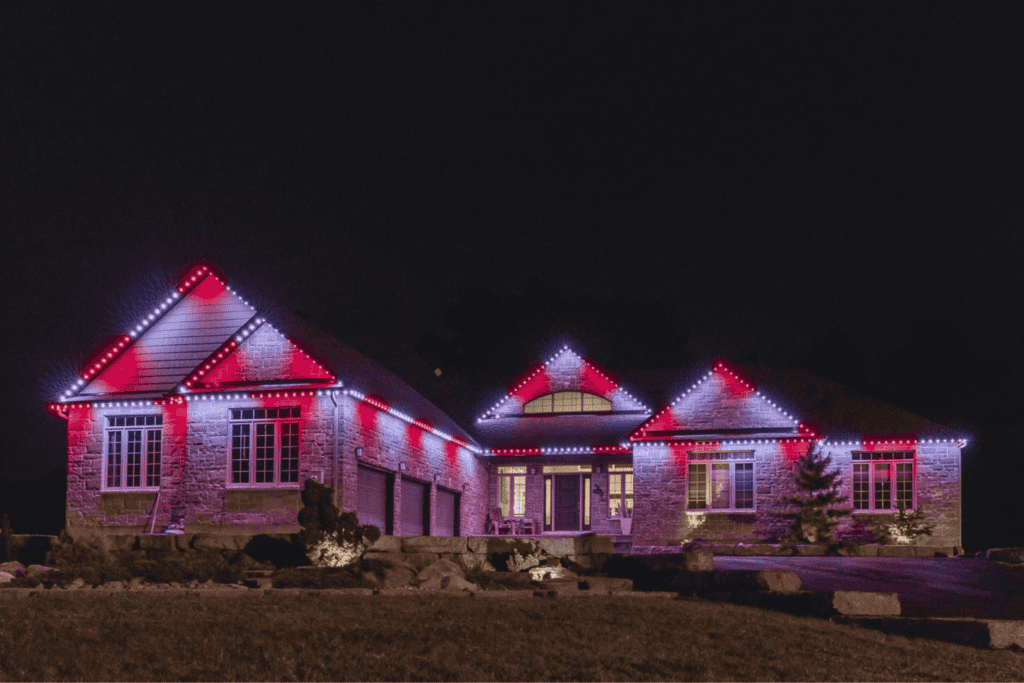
50, 265, 966, 550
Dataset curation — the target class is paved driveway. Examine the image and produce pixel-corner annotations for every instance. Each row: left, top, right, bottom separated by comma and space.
713, 556, 1024, 619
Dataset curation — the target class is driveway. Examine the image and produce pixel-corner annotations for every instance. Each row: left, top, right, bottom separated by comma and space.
713, 556, 1024, 619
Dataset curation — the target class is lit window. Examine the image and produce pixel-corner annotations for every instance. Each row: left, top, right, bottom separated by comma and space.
230, 407, 301, 485
523, 391, 611, 414
105, 415, 162, 490
852, 451, 914, 510
498, 466, 527, 517
608, 465, 633, 517
686, 452, 754, 511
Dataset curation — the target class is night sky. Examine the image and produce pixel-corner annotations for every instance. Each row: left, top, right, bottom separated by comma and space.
3, 3, 1022, 548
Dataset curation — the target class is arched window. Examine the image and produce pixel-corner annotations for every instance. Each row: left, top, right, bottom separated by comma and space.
523, 391, 612, 414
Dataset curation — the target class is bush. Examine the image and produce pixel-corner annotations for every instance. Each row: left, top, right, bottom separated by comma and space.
298, 479, 381, 568
485, 537, 541, 572
44, 532, 132, 586
870, 501, 934, 545
244, 534, 310, 568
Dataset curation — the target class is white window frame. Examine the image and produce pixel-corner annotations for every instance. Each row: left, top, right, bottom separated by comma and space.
497, 466, 527, 517
103, 415, 163, 491
608, 464, 633, 518
685, 451, 755, 512
852, 451, 915, 512
228, 407, 301, 487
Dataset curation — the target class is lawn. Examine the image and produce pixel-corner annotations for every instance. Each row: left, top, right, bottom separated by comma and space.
0, 592, 1020, 681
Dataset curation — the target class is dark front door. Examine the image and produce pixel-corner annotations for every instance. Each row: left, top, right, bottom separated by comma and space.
554, 475, 580, 531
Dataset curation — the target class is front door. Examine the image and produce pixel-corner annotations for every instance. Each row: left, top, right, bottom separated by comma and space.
554, 475, 581, 531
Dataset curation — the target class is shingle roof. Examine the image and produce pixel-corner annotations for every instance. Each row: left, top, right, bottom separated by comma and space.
473, 411, 650, 450
72, 268, 256, 400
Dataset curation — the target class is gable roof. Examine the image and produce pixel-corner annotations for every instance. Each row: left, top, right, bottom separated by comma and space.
628, 360, 965, 444
474, 346, 651, 452
53, 264, 478, 448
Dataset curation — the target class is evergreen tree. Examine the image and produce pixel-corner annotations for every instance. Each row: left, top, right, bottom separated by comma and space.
780, 447, 851, 549
298, 479, 381, 568
870, 499, 934, 544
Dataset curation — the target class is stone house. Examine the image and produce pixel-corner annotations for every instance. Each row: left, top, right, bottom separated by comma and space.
50, 265, 966, 549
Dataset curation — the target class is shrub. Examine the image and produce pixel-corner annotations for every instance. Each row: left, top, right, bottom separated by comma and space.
44, 532, 131, 586
485, 537, 541, 572
298, 479, 381, 568
870, 501, 934, 545
244, 534, 310, 568
778, 447, 851, 550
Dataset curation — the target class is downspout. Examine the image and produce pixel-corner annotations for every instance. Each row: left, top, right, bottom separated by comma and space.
330, 390, 340, 508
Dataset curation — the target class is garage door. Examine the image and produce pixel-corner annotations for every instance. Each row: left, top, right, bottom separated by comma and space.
435, 488, 459, 537
401, 478, 428, 536
357, 465, 392, 534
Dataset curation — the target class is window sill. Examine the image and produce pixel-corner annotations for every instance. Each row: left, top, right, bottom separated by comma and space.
101, 488, 160, 494
226, 484, 302, 490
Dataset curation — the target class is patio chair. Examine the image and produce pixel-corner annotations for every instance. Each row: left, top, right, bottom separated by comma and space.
488, 507, 515, 535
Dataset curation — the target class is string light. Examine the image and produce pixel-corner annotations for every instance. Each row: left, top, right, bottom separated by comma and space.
345, 389, 482, 454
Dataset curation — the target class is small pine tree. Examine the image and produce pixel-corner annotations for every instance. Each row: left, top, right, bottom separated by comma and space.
298, 479, 381, 568
779, 447, 851, 549
870, 500, 934, 545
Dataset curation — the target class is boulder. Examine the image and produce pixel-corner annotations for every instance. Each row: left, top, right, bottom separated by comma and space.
828, 591, 902, 616
534, 579, 579, 596
877, 545, 916, 557
416, 558, 465, 585
66, 578, 87, 590
402, 537, 469, 554
137, 535, 176, 552
0, 561, 25, 576
25, 565, 54, 579
366, 535, 402, 552
399, 553, 442, 571
794, 544, 826, 556
444, 553, 495, 573
372, 564, 417, 589
528, 565, 577, 582
466, 537, 491, 554
577, 536, 614, 554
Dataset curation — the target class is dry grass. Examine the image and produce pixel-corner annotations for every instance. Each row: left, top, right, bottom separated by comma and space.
0, 591, 1020, 681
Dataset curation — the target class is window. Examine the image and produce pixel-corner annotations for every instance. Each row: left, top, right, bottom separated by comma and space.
523, 391, 612, 414
498, 466, 526, 517
105, 415, 162, 490
608, 464, 633, 517
230, 407, 300, 485
852, 451, 914, 510
686, 451, 754, 511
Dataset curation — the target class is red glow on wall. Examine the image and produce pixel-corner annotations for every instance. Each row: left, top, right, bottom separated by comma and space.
858, 434, 919, 450
406, 422, 423, 453
197, 333, 334, 389
635, 407, 678, 436
88, 343, 144, 393
779, 440, 810, 462
580, 360, 618, 397
444, 440, 460, 466
507, 364, 551, 402
355, 400, 379, 449
713, 361, 756, 398
163, 400, 188, 469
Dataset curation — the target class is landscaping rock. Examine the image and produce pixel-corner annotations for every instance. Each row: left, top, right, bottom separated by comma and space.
399, 552, 442, 571
985, 547, 1023, 564
192, 534, 239, 551
25, 565, 54, 579
644, 551, 713, 573
537, 537, 577, 557
0, 561, 25, 575
137, 534, 176, 552
66, 578, 86, 590
128, 577, 146, 591
402, 536, 469, 554
534, 579, 579, 596
581, 576, 633, 594
528, 565, 577, 581
444, 553, 494, 573
417, 558, 464, 585
372, 563, 417, 589
833, 616, 1024, 649
793, 544, 826, 556
466, 537, 491, 554
733, 544, 775, 556
830, 590, 901, 616
366, 535, 402, 552
876, 545, 916, 557
420, 575, 479, 591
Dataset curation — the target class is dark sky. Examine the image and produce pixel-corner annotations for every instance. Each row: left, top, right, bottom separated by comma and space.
2, 3, 1023, 541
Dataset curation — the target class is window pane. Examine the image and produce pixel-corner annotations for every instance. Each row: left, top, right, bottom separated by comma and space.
255, 423, 275, 483
735, 462, 753, 509
711, 463, 731, 509
583, 476, 591, 526
499, 476, 510, 517
523, 395, 552, 413
896, 462, 913, 509
126, 430, 142, 487
106, 431, 122, 488
512, 475, 526, 516
552, 391, 582, 413
146, 429, 161, 487
687, 463, 707, 509
874, 463, 891, 509
582, 393, 612, 411
280, 422, 299, 483
609, 473, 621, 517
853, 463, 869, 510
624, 473, 633, 513
544, 477, 552, 527
232, 423, 250, 484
